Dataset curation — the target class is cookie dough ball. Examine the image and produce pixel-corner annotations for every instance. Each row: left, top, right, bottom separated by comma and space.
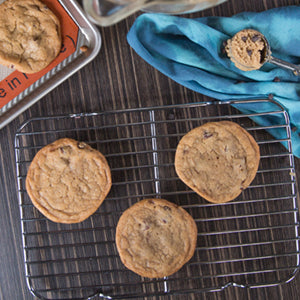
225, 29, 267, 71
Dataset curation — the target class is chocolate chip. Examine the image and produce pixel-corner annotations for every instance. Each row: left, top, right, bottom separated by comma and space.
234, 80, 245, 84
273, 77, 280, 82
221, 40, 228, 55
221, 47, 227, 55
77, 142, 86, 149
241, 36, 247, 42
183, 148, 189, 155
251, 35, 260, 42
59, 147, 65, 154
247, 49, 253, 56
163, 206, 171, 211
203, 131, 213, 139
259, 50, 265, 63
31, 4, 41, 11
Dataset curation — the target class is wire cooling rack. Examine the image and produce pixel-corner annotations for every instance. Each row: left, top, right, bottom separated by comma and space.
15, 99, 300, 299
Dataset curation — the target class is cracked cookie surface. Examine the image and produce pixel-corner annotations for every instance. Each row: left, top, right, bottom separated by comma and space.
0, 0, 61, 73
26, 138, 112, 223
116, 198, 197, 278
175, 121, 260, 203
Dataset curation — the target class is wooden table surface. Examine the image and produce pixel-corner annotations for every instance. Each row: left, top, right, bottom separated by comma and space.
0, 0, 300, 299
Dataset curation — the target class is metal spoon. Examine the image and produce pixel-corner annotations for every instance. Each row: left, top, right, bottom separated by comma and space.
261, 34, 300, 76
226, 29, 300, 76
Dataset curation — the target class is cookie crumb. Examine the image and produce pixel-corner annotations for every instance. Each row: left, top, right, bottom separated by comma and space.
234, 80, 245, 84
80, 45, 89, 52
291, 126, 298, 132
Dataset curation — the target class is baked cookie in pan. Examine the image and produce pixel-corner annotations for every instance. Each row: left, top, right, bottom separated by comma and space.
0, 0, 61, 73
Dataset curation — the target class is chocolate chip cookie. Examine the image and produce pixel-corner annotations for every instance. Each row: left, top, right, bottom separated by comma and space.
0, 0, 61, 73
26, 138, 112, 223
116, 198, 197, 278
175, 121, 260, 203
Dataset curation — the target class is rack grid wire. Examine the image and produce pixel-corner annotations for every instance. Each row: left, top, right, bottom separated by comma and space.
15, 99, 300, 299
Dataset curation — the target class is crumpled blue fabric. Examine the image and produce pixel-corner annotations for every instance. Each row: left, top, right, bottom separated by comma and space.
127, 7, 300, 157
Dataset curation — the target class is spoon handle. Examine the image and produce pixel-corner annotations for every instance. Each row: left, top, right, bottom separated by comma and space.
269, 56, 300, 76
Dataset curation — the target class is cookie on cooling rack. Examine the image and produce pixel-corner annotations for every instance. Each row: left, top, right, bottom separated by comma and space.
0, 0, 61, 73
175, 121, 260, 203
26, 138, 112, 223
116, 198, 198, 278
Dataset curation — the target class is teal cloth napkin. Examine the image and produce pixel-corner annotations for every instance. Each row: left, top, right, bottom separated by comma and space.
127, 7, 300, 157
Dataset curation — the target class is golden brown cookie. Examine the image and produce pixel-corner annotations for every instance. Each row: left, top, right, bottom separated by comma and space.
175, 121, 260, 203
26, 138, 112, 223
225, 29, 267, 71
116, 198, 197, 278
0, 0, 61, 73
